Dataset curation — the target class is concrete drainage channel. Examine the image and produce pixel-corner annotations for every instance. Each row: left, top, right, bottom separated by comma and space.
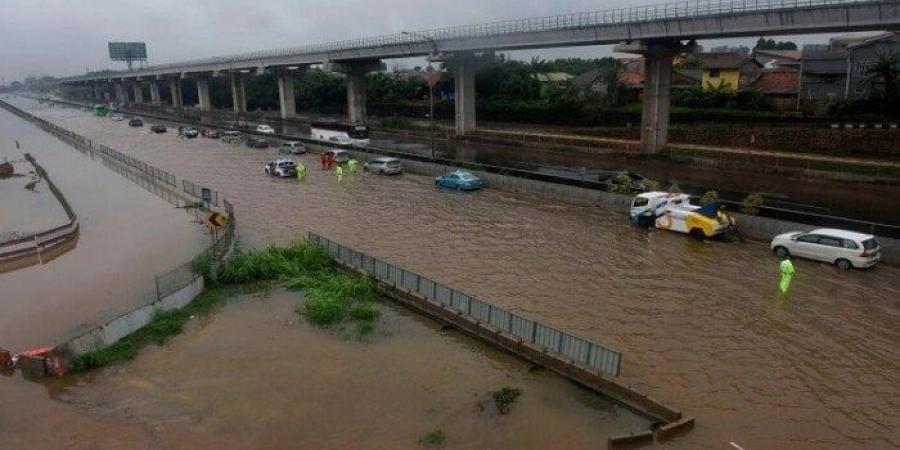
5, 96, 701, 447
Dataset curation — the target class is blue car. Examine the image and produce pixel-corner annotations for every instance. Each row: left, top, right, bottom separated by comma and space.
435, 170, 484, 191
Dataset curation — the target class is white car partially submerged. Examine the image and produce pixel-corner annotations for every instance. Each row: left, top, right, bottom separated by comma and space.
770, 228, 881, 270
256, 124, 276, 134
264, 158, 297, 177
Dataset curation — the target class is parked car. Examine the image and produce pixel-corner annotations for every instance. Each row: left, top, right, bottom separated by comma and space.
327, 135, 352, 145
128, 117, 143, 127
221, 130, 242, 143
245, 136, 269, 148
324, 149, 349, 163
770, 228, 881, 270
280, 141, 307, 154
177, 125, 199, 138
435, 170, 483, 191
264, 158, 297, 177
150, 124, 166, 133
201, 128, 221, 139
110, 113, 125, 121
364, 157, 402, 175
256, 124, 276, 134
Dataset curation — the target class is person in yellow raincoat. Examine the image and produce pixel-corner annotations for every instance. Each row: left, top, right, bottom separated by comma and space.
779, 258, 795, 294
296, 162, 307, 181
347, 158, 359, 174
335, 164, 344, 182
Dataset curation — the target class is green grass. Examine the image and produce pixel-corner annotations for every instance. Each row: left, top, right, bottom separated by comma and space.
418, 430, 447, 446
492, 386, 522, 415
71, 240, 380, 372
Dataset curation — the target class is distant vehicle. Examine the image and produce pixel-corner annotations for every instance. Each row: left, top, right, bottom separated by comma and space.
93, 104, 108, 116
770, 228, 881, 270
128, 117, 143, 127
109, 113, 125, 121
364, 157, 402, 175
221, 131, 242, 144
264, 158, 297, 177
279, 141, 307, 154
201, 128, 221, 139
177, 125, 199, 138
245, 136, 269, 148
629, 192, 734, 238
311, 120, 369, 145
256, 124, 276, 134
435, 170, 483, 191
150, 124, 166, 133
323, 149, 349, 163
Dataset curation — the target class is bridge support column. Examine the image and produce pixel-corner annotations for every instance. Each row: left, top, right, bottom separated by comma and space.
196, 78, 212, 111
114, 82, 128, 103
326, 60, 384, 124
230, 73, 247, 113
149, 81, 161, 104
276, 72, 296, 119
616, 39, 691, 153
168, 79, 183, 110
132, 82, 144, 103
454, 58, 477, 136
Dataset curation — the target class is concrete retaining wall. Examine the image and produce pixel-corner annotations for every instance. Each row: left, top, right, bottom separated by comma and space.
55, 277, 203, 360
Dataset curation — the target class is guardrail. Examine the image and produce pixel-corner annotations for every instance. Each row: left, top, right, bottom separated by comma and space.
308, 232, 622, 377
60, 0, 883, 80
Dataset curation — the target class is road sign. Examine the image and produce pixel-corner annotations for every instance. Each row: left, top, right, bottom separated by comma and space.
204, 211, 226, 229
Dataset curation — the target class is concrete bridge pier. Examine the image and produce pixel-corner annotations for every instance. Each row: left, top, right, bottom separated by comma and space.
276, 71, 297, 119
615, 39, 693, 153
454, 57, 477, 136
230, 73, 247, 113
132, 82, 144, 103
196, 78, 212, 111
114, 82, 128, 103
149, 81, 161, 104
168, 79, 183, 110
90, 83, 99, 100
326, 60, 385, 124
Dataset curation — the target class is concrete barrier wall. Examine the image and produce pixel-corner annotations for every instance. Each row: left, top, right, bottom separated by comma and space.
56, 277, 203, 359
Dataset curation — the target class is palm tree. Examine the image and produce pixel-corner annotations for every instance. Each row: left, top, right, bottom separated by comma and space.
864, 49, 899, 116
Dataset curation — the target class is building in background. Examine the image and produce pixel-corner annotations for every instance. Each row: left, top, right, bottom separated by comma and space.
696, 53, 761, 90
800, 31, 899, 101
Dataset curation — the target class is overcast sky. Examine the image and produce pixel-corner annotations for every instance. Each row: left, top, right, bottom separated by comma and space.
0, 0, 839, 83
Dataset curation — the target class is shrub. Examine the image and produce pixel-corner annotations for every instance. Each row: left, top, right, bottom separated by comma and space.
742, 193, 765, 215
668, 183, 682, 194
419, 430, 446, 446
701, 190, 720, 205
492, 386, 522, 415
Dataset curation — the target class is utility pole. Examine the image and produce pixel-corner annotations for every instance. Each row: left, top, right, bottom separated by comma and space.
403, 30, 441, 161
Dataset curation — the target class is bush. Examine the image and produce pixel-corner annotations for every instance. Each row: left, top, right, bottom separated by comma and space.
742, 193, 765, 215
492, 386, 522, 415
668, 183, 682, 194
701, 190, 720, 205
419, 430, 446, 446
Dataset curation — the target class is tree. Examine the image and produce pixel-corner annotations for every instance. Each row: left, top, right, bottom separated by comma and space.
864, 49, 899, 117
754, 37, 798, 51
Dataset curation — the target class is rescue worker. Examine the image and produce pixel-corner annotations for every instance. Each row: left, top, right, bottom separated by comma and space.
296, 162, 307, 181
335, 164, 344, 183
320, 152, 328, 169
779, 257, 795, 295
348, 158, 359, 174
325, 152, 335, 170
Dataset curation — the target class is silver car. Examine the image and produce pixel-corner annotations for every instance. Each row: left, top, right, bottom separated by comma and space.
280, 141, 307, 154
364, 157, 402, 175
770, 228, 881, 270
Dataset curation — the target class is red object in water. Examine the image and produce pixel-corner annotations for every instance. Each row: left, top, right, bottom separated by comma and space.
320, 152, 327, 168
21, 347, 51, 357
45, 352, 67, 377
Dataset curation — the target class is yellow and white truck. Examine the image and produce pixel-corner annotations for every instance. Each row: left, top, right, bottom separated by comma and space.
630, 192, 735, 238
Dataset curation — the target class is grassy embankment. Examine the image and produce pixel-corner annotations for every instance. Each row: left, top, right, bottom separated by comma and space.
70, 240, 379, 372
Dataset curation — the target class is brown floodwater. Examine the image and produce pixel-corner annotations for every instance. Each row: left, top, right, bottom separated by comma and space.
49, 289, 649, 450
11, 95, 900, 449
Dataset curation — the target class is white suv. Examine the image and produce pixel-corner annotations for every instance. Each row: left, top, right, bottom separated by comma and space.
770, 228, 881, 270
264, 158, 297, 177
256, 124, 276, 134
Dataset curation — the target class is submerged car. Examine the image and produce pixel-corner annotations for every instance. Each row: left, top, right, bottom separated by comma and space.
201, 128, 221, 139
245, 136, 269, 148
150, 124, 166, 133
364, 157, 402, 175
770, 228, 881, 270
435, 170, 483, 191
177, 125, 199, 138
256, 124, 276, 134
128, 117, 143, 127
280, 141, 307, 154
221, 130, 242, 143
110, 113, 125, 121
323, 149, 349, 163
264, 158, 297, 177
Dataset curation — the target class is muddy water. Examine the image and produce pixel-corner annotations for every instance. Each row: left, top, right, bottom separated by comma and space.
16, 96, 900, 449
0, 151, 69, 238
53, 289, 648, 450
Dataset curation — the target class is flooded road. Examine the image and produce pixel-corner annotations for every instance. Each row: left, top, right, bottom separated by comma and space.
54, 289, 648, 450
13, 96, 900, 449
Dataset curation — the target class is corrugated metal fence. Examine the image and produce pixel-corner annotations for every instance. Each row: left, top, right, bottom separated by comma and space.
308, 232, 622, 377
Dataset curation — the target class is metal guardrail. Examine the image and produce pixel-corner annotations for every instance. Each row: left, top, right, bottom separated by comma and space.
61, 0, 882, 81
308, 232, 623, 377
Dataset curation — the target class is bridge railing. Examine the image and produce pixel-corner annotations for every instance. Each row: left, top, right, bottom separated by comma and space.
62, 0, 881, 81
